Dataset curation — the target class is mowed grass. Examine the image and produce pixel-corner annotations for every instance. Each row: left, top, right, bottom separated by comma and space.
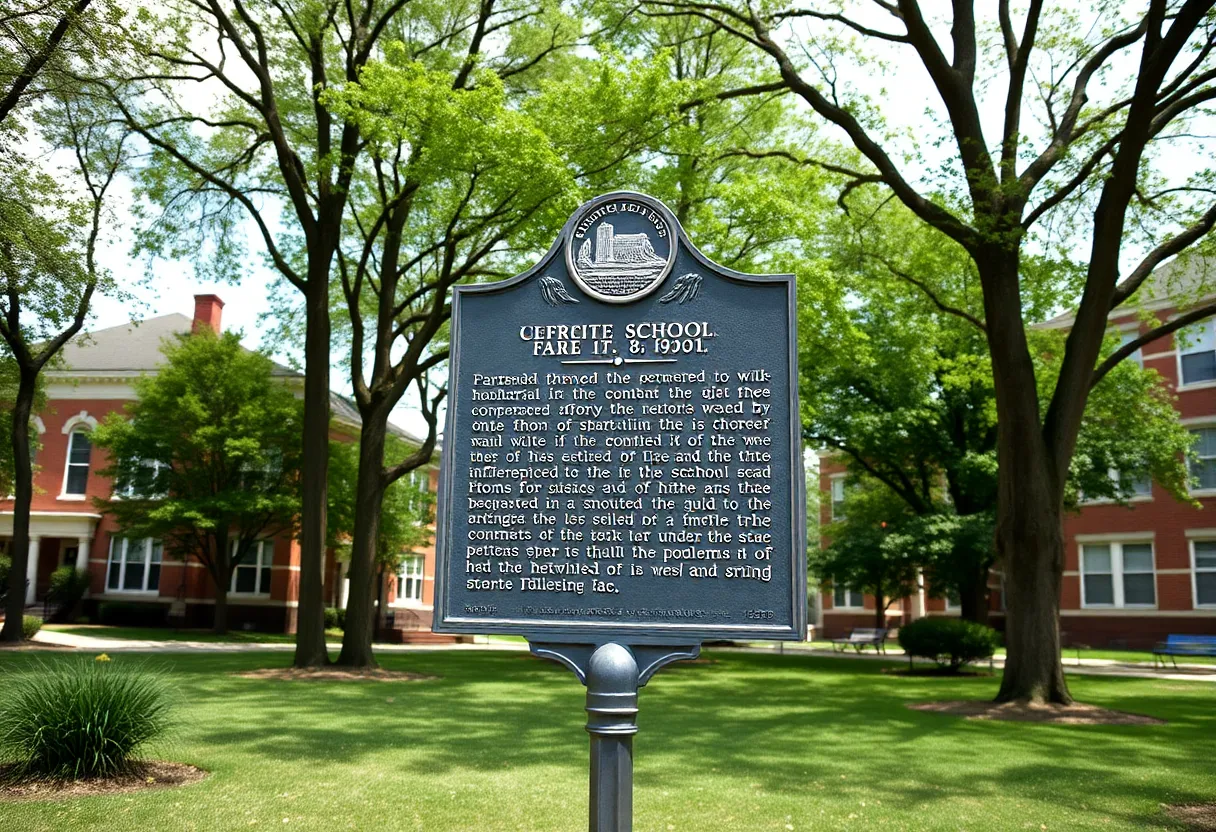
0, 650, 1213, 831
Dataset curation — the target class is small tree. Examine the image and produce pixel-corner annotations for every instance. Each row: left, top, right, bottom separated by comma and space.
93, 331, 302, 633
327, 433, 433, 608
0, 353, 44, 499
814, 481, 920, 629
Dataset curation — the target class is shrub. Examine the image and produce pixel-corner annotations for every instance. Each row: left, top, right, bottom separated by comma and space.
0, 658, 172, 780
0, 554, 10, 592
22, 616, 42, 640
48, 567, 90, 623
98, 601, 167, 628
324, 607, 346, 631
897, 617, 1001, 672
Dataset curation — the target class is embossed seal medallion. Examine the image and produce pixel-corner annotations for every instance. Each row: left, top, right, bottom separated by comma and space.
565, 195, 677, 303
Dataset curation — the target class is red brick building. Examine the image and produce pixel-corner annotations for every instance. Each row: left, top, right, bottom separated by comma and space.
0, 295, 442, 639
818, 256, 1216, 648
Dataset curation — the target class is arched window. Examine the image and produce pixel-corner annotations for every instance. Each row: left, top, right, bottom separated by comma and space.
63, 430, 93, 496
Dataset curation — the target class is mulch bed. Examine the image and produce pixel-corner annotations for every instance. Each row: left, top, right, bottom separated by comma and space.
235, 667, 436, 682
0, 761, 206, 802
1166, 803, 1216, 830
907, 700, 1165, 725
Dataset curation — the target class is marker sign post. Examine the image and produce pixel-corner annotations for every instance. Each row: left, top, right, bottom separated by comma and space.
433, 192, 806, 831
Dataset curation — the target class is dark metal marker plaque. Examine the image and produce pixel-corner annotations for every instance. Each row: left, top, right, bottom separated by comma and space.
433, 192, 806, 642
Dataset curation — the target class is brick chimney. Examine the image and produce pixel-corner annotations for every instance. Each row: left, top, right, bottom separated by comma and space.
192, 294, 225, 335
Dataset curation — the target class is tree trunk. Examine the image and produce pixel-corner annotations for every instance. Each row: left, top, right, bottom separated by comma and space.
979, 249, 1072, 704
335, 411, 387, 669
210, 530, 232, 634
214, 584, 230, 634
873, 592, 885, 631
994, 488, 1070, 703
292, 280, 332, 667
1, 367, 37, 642
958, 570, 989, 627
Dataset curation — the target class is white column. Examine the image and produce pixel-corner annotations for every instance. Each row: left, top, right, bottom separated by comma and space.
912, 569, 927, 621
24, 536, 40, 605
75, 536, 90, 572
338, 561, 350, 610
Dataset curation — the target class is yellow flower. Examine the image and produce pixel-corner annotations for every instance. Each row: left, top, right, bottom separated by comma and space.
95, 653, 111, 662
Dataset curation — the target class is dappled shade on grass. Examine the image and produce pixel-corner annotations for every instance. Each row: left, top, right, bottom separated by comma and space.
0, 649, 1211, 830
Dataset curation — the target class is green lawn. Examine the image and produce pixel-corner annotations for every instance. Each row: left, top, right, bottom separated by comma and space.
42, 625, 345, 644
1, 650, 1213, 831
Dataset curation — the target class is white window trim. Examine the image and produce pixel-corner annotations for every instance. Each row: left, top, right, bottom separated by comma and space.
1177, 320, 1216, 389
230, 540, 273, 596
1190, 540, 1216, 609
60, 411, 98, 434
1189, 424, 1216, 494
105, 537, 162, 594
1078, 468, 1153, 505
1116, 329, 1144, 367
1079, 541, 1157, 609
832, 586, 864, 610
114, 459, 167, 500
394, 556, 425, 607
59, 428, 93, 500
829, 473, 846, 521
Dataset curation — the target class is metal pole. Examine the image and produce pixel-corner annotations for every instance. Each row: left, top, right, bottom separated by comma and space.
530, 641, 698, 832
584, 643, 639, 832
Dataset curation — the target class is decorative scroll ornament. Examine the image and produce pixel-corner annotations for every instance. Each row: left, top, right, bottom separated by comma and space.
658, 273, 702, 304
538, 275, 580, 306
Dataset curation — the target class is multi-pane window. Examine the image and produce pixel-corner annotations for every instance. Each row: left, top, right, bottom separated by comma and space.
63, 430, 92, 495
407, 470, 430, 512
231, 540, 273, 595
1118, 331, 1143, 366
106, 537, 162, 593
1080, 468, 1152, 502
118, 460, 166, 499
1080, 542, 1155, 608
1193, 541, 1216, 607
1180, 320, 1216, 384
1127, 472, 1153, 497
396, 556, 424, 604
830, 476, 846, 521
1190, 428, 1216, 490
833, 586, 864, 609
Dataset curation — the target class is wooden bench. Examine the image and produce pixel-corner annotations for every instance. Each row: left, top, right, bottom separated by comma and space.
1153, 634, 1216, 668
830, 628, 889, 654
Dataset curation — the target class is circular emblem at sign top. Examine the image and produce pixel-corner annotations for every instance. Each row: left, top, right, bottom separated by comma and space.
565, 196, 677, 303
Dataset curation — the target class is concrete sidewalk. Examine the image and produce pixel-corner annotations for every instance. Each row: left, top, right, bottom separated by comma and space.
732, 642, 1216, 682
28, 629, 1216, 682
31, 628, 530, 654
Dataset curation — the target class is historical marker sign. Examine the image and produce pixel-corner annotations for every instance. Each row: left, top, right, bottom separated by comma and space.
433, 192, 806, 643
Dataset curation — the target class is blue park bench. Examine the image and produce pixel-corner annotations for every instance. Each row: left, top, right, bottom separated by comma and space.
1152, 634, 1216, 669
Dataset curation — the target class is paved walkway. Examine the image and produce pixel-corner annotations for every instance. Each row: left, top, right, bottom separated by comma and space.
29, 629, 1216, 682
31, 629, 530, 654
730, 642, 1216, 682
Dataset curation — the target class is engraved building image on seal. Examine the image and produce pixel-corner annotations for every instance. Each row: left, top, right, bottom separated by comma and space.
574, 222, 667, 295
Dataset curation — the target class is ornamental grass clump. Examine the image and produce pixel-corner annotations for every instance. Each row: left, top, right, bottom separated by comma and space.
21, 615, 41, 640
0, 658, 173, 780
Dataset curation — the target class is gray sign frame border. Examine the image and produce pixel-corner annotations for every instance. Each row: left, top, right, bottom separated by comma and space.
432, 191, 807, 642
